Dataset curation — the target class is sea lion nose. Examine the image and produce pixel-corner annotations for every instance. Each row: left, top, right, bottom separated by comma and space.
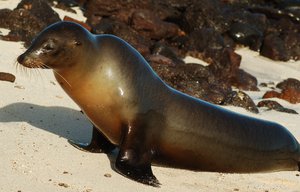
17, 53, 26, 64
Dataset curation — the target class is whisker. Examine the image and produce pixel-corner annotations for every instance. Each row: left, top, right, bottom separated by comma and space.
14, 60, 19, 74
37, 68, 49, 86
31, 68, 38, 81
14, 59, 71, 88
24, 65, 29, 78
43, 64, 72, 88
36, 68, 43, 81
14, 59, 18, 68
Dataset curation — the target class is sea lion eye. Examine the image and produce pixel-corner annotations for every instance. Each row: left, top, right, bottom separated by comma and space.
43, 39, 55, 51
44, 44, 53, 50
74, 40, 82, 46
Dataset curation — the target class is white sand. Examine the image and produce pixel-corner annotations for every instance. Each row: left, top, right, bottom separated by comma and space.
1, 1, 300, 191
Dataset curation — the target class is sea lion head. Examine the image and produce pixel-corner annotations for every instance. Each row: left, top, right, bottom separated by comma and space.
17, 21, 93, 70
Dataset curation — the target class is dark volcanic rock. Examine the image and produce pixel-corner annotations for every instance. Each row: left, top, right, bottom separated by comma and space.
84, 0, 182, 25
250, 5, 300, 61
260, 33, 289, 61
230, 69, 259, 91
0, 9, 12, 28
53, 0, 78, 13
84, 0, 148, 24
92, 18, 151, 56
0, 0, 60, 46
277, 78, 300, 90
186, 28, 225, 53
149, 61, 231, 104
223, 91, 259, 113
281, 26, 300, 61
249, 6, 300, 24
151, 43, 184, 65
257, 100, 298, 114
130, 9, 182, 40
228, 22, 263, 51
260, 26, 300, 61
16, 0, 60, 23
208, 48, 241, 80
182, 0, 229, 33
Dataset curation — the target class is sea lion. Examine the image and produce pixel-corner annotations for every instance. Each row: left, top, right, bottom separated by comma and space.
17, 21, 300, 187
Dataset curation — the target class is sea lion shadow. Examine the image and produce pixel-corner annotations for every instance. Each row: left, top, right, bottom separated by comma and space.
0, 102, 93, 143
0, 102, 119, 166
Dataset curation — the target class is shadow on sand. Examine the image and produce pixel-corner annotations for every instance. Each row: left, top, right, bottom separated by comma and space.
0, 102, 92, 143
0, 102, 119, 169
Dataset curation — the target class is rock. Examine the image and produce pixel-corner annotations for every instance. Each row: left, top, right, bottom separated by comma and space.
260, 33, 289, 61
0, 72, 16, 83
130, 9, 182, 40
223, 91, 259, 113
0, 0, 60, 46
228, 22, 263, 51
52, 0, 78, 13
182, 0, 229, 33
263, 88, 300, 104
276, 78, 300, 90
257, 100, 298, 114
63, 16, 92, 31
151, 43, 184, 65
263, 78, 300, 104
186, 28, 225, 53
208, 48, 241, 80
149, 61, 231, 105
230, 69, 259, 91
91, 18, 151, 56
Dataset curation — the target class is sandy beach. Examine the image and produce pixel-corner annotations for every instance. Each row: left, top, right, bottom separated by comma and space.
1, 1, 300, 191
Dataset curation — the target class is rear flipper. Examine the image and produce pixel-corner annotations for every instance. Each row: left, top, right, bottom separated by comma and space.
68, 125, 116, 153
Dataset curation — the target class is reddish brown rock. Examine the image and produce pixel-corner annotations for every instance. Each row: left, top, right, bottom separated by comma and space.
263, 90, 280, 98
263, 78, 300, 104
263, 88, 300, 104
281, 88, 300, 104
131, 9, 183, 40
0, 72, 16, 83
63, 16, 91, 31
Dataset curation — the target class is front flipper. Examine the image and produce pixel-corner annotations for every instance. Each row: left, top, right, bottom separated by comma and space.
116, 149, 160, 187
68, 125, 115, 153
114, 120, 160, 187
